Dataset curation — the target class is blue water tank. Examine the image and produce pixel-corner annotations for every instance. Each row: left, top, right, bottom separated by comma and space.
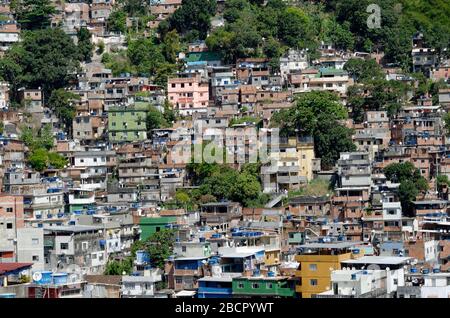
34, 271, 53, 285
0, 293, 16, 298
199, 237, 206, 242
52, 273, 68, 285
267, 271, 275, 277
410, 268, 418, 273
433, 268, 440, 273
423, 269, 430, 274
136, 250, 150, 264
352, 249, 360, 255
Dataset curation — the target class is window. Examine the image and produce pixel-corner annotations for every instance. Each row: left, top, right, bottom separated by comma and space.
82, 242, 89, 251
92, 254, 97, 259
182, 246, 187, 252
238, 282, 244, 289
60, 243, 69, 250
175, 277, 182, 284
32, 255, 39, 261
6, 207, 13, 213
32, 238, 39, 245
309, 264, 317, 271
6, 223, 13, 229
266, 283, 273, 289
310, 279, 318, 286
251, 283, 259, 289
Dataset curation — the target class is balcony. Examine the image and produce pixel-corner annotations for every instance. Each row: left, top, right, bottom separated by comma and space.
174, 269, 201, 276
121, 289, 155, 297
295, 252, 352, 263
277, 175, 305, 184
198, 287, 232, 295
69, 194, 95, 205
333, 195, 369, 203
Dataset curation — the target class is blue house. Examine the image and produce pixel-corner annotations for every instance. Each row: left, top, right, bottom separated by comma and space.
197, 276, 234, 298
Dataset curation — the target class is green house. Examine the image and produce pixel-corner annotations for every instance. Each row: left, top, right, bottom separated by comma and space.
185, 51, 222, 65
288, 232, 305, 245
108, 105, 148, 142
232, 277, 296, 298
139, 217, 177, 240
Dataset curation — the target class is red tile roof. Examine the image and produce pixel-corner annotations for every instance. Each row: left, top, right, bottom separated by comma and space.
0, 263, 33, 275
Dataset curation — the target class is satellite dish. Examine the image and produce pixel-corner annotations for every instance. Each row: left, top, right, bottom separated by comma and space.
33, 272, 42, 282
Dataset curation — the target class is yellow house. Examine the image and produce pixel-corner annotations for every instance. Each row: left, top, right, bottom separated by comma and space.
294, 242, 361, 298
261, 136, 315, 192
296, 138, 315, 181
265, 248, 281, 267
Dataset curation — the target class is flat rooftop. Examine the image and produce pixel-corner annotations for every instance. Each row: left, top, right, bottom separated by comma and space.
298, 242, 362, 250
342, 256, 412, 266
43, 225, 102, 233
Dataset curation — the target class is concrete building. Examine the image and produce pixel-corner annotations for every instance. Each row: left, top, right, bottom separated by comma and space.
295, 241, 360, 298
0, 195, 24, 262
16, 227, 45, 271
167, 75, 209, 116
108, 105, 148, 142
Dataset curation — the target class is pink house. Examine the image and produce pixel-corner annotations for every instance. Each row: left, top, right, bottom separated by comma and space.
167, 75, 209, 116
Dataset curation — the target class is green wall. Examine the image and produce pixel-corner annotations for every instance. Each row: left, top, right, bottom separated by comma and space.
108, 107, 148, 142
139, 217, 177, 240
232, 278, 296, 297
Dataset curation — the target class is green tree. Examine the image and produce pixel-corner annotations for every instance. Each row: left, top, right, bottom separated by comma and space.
162, 30, 181, 64
28, 148, 48, 171
13, 0, 55, 30
343, 58, 384, 83
127, 37, 166, 76
145, 230, 176, 269
48, 152, 67, 169
77, 27, 94, 62
398, 180, 419, 217
48, 89, 80, 134
146, 105, 168, 131
444, 112, 450, 136
167, 0, 217, 40
278, 7, 314, 48
175, 190, 191, 210
233, 172, 261, 205
384, 162, 429, 215
384, 162, 422, 184
271, 91, 354, 169
0, 28, 80, 100
107, 10, 127, 34
20, 124, 54, 150
104, 257, 133, 275
38, 124, 54, 150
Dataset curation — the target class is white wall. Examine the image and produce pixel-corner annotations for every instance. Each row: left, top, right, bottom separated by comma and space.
17, 228, 45, 271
